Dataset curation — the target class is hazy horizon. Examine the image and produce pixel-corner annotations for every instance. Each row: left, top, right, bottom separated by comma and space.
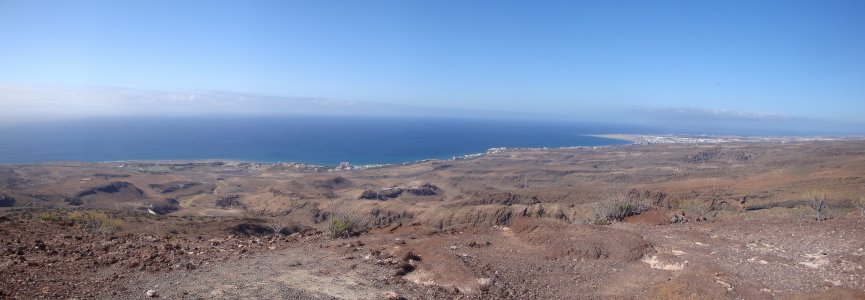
1, 1, 864, 134
1, 84, 862, 136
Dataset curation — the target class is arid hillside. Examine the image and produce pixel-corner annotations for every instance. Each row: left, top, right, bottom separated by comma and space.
2, 140, 865, 299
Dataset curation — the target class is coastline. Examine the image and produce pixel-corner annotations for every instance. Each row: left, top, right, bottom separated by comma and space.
587, 133, 865, 144
6, 134, 864, 170
0, 134, 633, 168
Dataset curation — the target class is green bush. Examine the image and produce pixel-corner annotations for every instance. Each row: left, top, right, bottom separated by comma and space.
328, 214, 364, 238
38, 212, 60, 221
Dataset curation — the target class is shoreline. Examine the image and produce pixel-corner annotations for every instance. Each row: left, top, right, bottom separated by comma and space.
0, 134, 635, 169
587, 133, 865, 144
4, 134, 864, 169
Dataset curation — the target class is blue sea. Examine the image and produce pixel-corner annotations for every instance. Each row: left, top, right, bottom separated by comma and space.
0, 116, 639, 165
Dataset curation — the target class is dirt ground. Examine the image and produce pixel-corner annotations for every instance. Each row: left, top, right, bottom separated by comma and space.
2, 140, 865, 299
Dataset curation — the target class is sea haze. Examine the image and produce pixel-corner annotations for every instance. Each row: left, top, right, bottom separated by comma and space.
0, 116, 637, 165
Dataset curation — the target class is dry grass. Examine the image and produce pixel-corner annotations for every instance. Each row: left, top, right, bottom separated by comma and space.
679, 198, 711, 220
67, 211, 123, 233
38, 212, 60, 221
854, 196, 865, 217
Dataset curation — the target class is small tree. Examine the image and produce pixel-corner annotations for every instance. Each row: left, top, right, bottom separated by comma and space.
267, 220, 288, 236
250, 208, 290, 236
805, 190, 829, 221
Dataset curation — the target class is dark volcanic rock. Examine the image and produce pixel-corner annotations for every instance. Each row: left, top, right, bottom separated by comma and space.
150, 198, 180, 215
70, 181, 146, 205
310, 208, 330, 224
685, 148, 753, 163
0, 194, 15, 207
466, 192, 540, 206
215, 195, 244, 208
311, 176, 351, 189
405, 184, 439, 196
360, 190, 381, 200
64, 196, 83, 206
93, 173, 131, 179
77, 181, 145, 197
148, 181, 202, 194
360, 188, 404, 200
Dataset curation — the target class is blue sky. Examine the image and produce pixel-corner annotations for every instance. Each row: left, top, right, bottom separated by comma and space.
0, 0, 863, 130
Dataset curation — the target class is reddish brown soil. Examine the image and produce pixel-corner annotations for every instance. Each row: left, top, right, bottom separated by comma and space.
2, 140, 865, 299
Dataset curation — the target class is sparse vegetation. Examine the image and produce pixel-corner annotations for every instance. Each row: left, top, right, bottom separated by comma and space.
679, 198, 711, 221
66, 211, 123, 233
805, 190, 830, 221
359, 188, 403, 200
269, 188, 291, 197
4, 141, 865, 299
267, 220, 288, 236
592, 187, 647, 225
328, 213, 365, 238
248, 209, 293, 236
216, 194, 244, 208
855, 197, 865, 217
38, 212, 60, 221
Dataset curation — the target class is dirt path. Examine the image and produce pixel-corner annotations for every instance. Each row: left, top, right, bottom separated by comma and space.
627, 217, 865, 299
113, 243, 398, 299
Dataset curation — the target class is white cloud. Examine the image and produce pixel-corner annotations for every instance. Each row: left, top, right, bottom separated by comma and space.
0, 84, 529, 124
636, 107, 793, 121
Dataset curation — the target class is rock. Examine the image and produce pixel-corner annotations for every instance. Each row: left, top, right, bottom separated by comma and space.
393, 261, 415, 276
383, 291, 401, 300
401, 251, 421, 262
467, 240, 491, 247
34, 240, 47, 251
145, 289, 157, 297
478, 277, 493, 291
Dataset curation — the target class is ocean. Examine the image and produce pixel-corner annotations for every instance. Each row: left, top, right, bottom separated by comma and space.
0, 116, 637, 165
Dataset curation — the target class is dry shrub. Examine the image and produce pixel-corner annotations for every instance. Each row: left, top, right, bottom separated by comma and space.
67, 211, 123, 233
855, 197, 865, 217
679, 198, 710, 220
592, 187, 647, 225
38, 212, 60, 221
328, 211, 367, 238
804, 190, 830, 221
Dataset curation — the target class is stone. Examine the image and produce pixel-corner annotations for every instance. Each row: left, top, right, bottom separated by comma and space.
383, 291, 401, 300
478, 277, 493, 291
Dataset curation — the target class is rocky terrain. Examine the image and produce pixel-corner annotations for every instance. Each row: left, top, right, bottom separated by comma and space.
2, 140, 865, 299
